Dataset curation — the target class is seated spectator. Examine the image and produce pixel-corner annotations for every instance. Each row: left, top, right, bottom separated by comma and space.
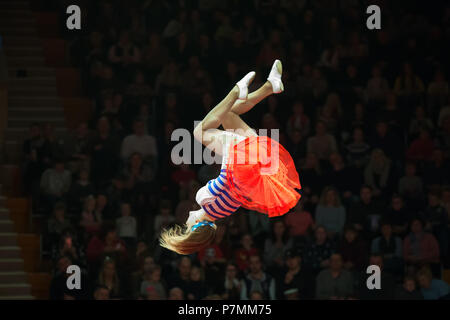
240, 255, 276, 300
166, 256, 192, 294
50, 255, 88, 300
80, 196, 102, 236
406, 128, 435, 163
344, 127, 371, 169
171, 163, 197, 187
89, 117, 121, 188
416, 267, 450, 300
403, 218, 440, 274
121, 118, 158, 165
64, 121, 92, 175
398, 162, 424, 207
325, 152, 362, 202
140, 265, 166, 299
93, 285, 110, 300
364, 148, 393, 200
384, 194, 410, 236
186, 266, 208, 300
96, 257, 124, 299
347, 185, 383, 236
315, 187, 346, 237
51, 230, 86, 269
263, 220, 293, 274
370, 121, 404, 164
366, 65, 389, 106
393, 62, 424, 108
338, 227, 368, 272
284, 202, 314, 244
427, 69, 449, 117
40, 159, 72, 208
234, 234, 259, 272
116, 202, 137, 249
126, 71, 153, 99
153, 200, 176, 239
422, 191, 449, 260
315, 253, 354, 300
409, 106, 434, 139
68, 168, 95, 212
286, 101, 310, 140
300, 152, 324, 202
395, 276, 423, 300
303, 226, 335, 275
108, 30, 141, 71
130, 254, 155, 299
357, 254, 396, 300
371, 221, 403, 276
278, 248, 314, 300
197, 224, 228, 266
47, 202, 72, 246
168, 287, 185, 300
306, 121, 338, 162
423, 149, 450, 187
218, 263, 242, 300
86, 225, 127, 267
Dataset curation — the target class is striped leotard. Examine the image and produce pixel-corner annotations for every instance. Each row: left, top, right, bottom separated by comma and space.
195, 131, 249, 221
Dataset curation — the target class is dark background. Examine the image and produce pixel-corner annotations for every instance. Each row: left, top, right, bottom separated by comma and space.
12, 0, 450, 300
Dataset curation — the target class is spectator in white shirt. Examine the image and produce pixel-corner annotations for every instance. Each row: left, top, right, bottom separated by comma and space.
121, 118, 158, 163
116, 202, 137, 249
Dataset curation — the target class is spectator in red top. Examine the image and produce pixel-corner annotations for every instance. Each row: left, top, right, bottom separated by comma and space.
284, 202, 314, 242
234, 234, 259, 272
403, 218, 440, 271
86, 224, 127, 266
406, 128, 435, 162
171, 163, 197, 187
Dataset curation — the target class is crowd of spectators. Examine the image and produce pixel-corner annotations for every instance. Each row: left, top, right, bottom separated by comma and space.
21, 0, 450, 300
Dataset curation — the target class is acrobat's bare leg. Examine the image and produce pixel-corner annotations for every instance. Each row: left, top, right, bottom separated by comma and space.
193, 72, 255, 153
223, 60, 284, 136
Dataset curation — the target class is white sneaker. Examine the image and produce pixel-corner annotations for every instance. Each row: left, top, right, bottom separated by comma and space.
267, 59, 284, 94
236, 71, 256, 100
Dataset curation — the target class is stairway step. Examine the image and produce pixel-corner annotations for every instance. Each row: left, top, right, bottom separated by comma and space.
0, 283, 31, 296
4, 128, 66, 143
8, 117, 65, 129
0, 27, 36, 36
8, 77, 56, 86
0, 258, 23, 271
8, 96, 61, 108
8, 107, 63, 118
8, 67, 54, 78
5, 47, 43, 58
0, 295, 34, 300
0, 1, 30, 10
2, 36, 39, 47
0, 10, 33, 19
0, 221, 14, 233
8, 86, 58, 96
7, 56, 46, 67
0, 246, 21, 259
0, 209, 9, 220
0, 17, 35, 28
0, 234, 17, 247
0, 271, 27, 284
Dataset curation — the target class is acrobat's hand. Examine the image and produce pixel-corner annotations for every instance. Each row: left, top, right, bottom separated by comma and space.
267, 59, 284, 94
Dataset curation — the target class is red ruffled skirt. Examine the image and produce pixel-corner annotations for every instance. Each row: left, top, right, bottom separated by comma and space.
225, 135, 301, 217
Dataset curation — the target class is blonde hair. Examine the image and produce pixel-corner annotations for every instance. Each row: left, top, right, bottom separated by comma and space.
159, 224, 217, 255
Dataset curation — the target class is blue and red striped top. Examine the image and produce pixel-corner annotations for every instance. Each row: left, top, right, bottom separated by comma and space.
201, 169, 242, 220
